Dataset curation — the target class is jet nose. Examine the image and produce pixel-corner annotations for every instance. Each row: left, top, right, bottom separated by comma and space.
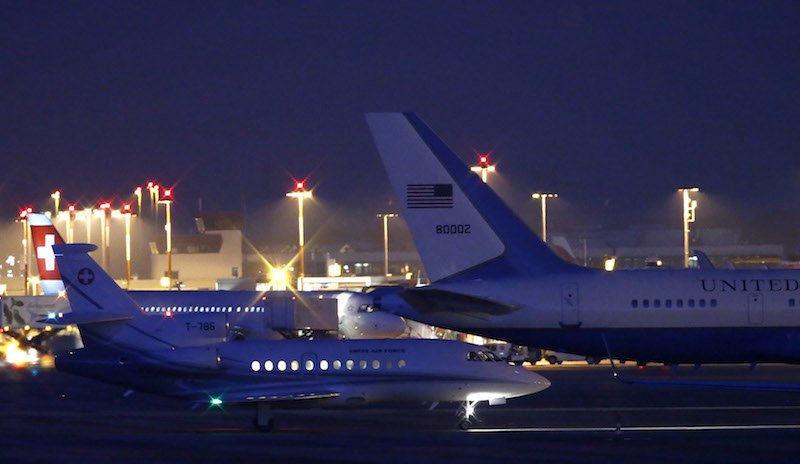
508, 365, 550, 396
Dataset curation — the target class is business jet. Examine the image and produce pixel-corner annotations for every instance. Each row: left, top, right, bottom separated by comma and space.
52, 242, 550, 430
24, 212, 407, 340
365, 112, 800, 365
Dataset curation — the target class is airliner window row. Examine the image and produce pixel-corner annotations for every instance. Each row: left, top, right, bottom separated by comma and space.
142, 306, 265, 313
630, 298, 718, 309
250, 358, 407, 372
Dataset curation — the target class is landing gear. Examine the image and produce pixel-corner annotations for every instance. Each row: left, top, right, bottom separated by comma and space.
457, 400, 478, 431
254, 402, 275, 432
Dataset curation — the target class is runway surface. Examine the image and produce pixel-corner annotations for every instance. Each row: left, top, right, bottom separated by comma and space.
3, 362, 800, 463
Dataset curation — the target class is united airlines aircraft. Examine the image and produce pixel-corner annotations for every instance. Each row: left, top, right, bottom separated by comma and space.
52, 243, 549, 430
365, 112, 800, 365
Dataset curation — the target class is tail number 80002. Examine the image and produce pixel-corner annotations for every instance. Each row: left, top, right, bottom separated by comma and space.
435, 224, 471, 234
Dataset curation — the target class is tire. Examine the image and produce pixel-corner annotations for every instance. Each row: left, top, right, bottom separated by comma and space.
459, 420, 471, 430
546, 355, 558, 365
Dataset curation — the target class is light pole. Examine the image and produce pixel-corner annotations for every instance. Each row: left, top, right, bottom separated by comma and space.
134, 186, 142, 216
66, 205, 76, 243
679, 187, 699, 268
98, 202, 111, 270
377, 213, 398, 277
532, 193, 558, 243
19, 209, 31, 295
51, 190, 61, 215
122, 203, 133, 288
159, 189, 173, 289
470, 154, 496, 183
148, 182, 160, 217
286, 181, 312, 288
83, 208, 93, 243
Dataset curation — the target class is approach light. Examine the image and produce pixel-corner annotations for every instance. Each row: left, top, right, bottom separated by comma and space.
99, 202, 111, 209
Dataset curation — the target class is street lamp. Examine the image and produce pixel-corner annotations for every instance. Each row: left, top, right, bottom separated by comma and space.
66, 205, 76, 243
532, 193, 558, 243
679, 187, 699, 268
470, 153, 496, 183
148, 182, 160, 217
19, 208, 31, 295
377, 213, 398, 277
159, 189, 173, 289
98, 202, 111, 270
51, 190, 61, 214
286, 180, 312, 288
83, 208, 93, 243
134, 186, 142, 216
122, 203, 133, 288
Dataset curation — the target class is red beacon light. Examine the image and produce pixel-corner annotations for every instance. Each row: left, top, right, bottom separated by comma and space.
295, 181, 305, 191
123, 204, 132, 212
99, 202, 111, 209
165, 310, 173, 318
479, 155, 488, 164
147, 181, 154, 188
163, 189, 172, 198
68, 205, 76, 212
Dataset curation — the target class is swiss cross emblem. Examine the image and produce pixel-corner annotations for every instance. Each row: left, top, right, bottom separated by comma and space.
36, 234, 56, 271
77, 268, 95, 285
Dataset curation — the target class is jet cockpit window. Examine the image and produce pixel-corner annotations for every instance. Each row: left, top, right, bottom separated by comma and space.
467, 351, 483, 361
483, 351, 503, 362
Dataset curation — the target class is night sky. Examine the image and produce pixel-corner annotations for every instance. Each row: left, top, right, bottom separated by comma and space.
4, 1, 800, 249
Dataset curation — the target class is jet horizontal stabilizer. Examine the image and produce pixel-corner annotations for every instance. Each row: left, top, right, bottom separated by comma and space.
398, 288, 519, 319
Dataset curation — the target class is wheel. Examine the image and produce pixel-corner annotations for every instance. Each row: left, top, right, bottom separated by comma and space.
586, 356, 600, 365
458, 419, 471, 430
636, 360, 647, 367
546, 355, 558, 365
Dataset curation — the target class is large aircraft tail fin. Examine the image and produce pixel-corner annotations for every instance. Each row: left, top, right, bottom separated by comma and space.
52, 243, 143, 324
27, 213, 66, 295
365, 113, 579, 282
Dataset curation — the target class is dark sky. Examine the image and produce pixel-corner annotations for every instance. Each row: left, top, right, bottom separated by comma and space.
3, 1, 800, 247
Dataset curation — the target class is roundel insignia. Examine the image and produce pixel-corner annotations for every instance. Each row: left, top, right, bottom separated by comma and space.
77, 268, 95, 285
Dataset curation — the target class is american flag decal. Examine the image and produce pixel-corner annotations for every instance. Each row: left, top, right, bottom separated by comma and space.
406, 184, 453, 209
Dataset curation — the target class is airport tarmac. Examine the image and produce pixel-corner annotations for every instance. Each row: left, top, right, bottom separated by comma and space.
3, 362, 800, 463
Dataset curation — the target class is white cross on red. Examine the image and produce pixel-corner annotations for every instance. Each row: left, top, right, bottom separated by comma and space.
36, 233, 56, 271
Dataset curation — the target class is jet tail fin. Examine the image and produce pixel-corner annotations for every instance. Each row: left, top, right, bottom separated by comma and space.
27, 213, 66, 295
366, 113, 579, 282
52, 243, 144, 324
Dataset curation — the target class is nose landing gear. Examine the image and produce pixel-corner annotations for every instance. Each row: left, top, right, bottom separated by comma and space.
457, 400, 478, 430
